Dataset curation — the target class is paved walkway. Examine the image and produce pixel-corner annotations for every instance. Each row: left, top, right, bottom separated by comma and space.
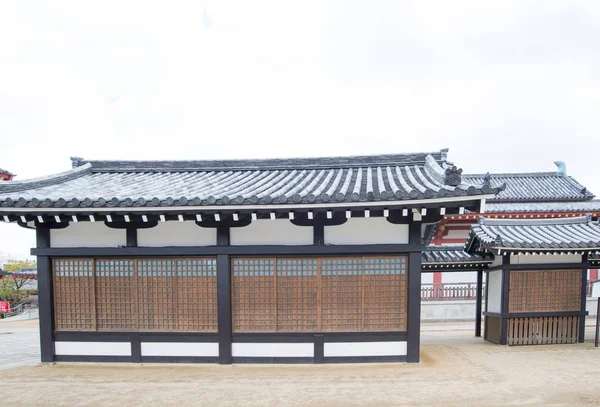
0, 323, 39, 371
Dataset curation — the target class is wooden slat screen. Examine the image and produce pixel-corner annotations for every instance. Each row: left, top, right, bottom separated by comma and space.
507, 316, 579, 345
137, 260, 177, 331
321, 258, 363, 331
363, 257, 407, 331
176, 259, 217, 332
509, 270, 581, 313
95, 259, 137, 331
276, 259, 319, 332
53, 259, 95, 331
52, 258, 217, 332
232, 258, 275, 332
232, 256, 408, 333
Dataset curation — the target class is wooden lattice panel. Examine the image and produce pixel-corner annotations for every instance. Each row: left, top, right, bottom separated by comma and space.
509, 270, 581, 313
176, 259, 218, 332
53, 259, 95, 331
137, 259, 177, 331
321, 258, 363, 332
232, 258, 276, 332
276, 259, 319, 332
363, 257, 407, 331
95, 259, 137, 331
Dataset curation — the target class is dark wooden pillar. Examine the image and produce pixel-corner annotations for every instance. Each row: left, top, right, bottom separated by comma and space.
126, 227, 137, 247
35, 227, 54, 363
580, 267, 588, 343
500, 256, 510, 345
313, 223, 325, 246
475, 270, 483, 337
407, 221, 422, 363
483, 270, 489, 340
217, 254, 232, 364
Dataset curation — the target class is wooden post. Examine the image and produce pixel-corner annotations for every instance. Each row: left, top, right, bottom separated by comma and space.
406, 221, 422, 363
595, 297, 599, 348
36, 227, 54, 363
475, 270, 483, 337
500, 256, 510, 345
217, 254, 232, 364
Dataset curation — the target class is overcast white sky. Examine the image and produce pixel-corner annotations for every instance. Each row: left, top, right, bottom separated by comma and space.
1, 1, 599, 262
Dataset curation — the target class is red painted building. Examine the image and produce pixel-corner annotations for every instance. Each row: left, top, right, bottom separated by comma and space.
0, 168, 15, 181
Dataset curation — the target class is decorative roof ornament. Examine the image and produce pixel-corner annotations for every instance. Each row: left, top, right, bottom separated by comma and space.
70, 157, 84, 169
444, 165, 463, 186
554, 160, 567, 176
494, 234, 504, 246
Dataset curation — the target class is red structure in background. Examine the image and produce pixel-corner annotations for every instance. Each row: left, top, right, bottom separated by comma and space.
431, 211, 600, 292
0, 168, 14, 181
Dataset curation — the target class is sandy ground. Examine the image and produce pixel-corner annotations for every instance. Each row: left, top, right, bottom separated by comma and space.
2, 320, 600, 406
1, 332, 600, 406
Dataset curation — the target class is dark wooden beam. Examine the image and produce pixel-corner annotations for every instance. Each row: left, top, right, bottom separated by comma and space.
475, 270, 483, 338
216, 226, 230, 246
406, 221, 423, 363
313, 224, 324, 246
217, 254, 232, 364
580, 267, 588, 343
31, 243, 425, 257
126, 227, 137, 247
35, 227, 54, 363
499, 256, 510, 345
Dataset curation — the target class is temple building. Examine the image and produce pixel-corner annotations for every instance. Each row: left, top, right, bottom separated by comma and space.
0, 149, 598, 364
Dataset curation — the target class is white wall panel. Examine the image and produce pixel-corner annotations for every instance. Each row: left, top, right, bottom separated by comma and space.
510, 254, 582, 265
51, 223, 126, 248
230, 220, 312, 246
54, 341, 131, 356
141, 342, 219, 357
137, 221, 216, 247
324, 341, 407, 357
324, 218, 409, 245
231, 343, 314, 357
487, 270, 502, 313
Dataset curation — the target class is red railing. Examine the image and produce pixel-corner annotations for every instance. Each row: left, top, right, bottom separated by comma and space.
421, 283, 485, 300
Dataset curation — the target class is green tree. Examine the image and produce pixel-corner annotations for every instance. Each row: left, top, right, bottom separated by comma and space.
3, 260, 36, 272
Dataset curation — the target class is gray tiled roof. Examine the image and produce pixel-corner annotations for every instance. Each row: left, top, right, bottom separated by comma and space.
0, 168, 13, 176
466, 215, 600, 252
484, 200, 600, 213
0, 150, 501, 210
463, 172, 594, 202
422, 246, 493, 265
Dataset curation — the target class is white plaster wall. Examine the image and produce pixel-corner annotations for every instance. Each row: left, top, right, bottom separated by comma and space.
487, 270, 502, 313
231, 343, 314, 357
324, 218, 409, 245
323, 341, 407, 357
54, 341, 131, 356
50, 223, 126, 248
444, 229, 470, 240
490, 257, 502, 268
510, 254, 582, 265
421, 273, 433, 284
230, 219, 312, 246
137, 221, 216, 247
141, 342, 219, 357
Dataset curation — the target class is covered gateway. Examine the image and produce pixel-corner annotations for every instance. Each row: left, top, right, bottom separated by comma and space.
0, 150, 501, 363
465, 215, 600, 346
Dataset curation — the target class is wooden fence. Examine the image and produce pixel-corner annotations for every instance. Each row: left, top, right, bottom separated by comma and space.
421, 283, 484, 301
507, 316, 579, 345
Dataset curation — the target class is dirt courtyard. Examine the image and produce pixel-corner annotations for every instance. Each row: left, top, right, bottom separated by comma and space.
1, 331, 600, 407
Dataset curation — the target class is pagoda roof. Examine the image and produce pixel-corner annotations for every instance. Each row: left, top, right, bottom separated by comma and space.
484, 200, 600, 214
463, 172, 594, 202
421, 246, 493, 271
465, 215, 600, 254
0, 150, 501, 212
